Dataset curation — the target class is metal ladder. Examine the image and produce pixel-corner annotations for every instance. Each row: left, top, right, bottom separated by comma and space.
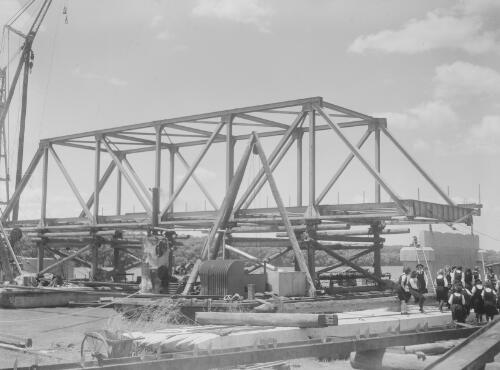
415, 244, 435, 294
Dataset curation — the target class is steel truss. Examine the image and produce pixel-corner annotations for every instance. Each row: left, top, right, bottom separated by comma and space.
0, 97, 481, 293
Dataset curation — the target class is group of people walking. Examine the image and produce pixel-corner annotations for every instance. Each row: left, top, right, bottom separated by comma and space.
397, 263, 429, 314
398, 264, 499, 323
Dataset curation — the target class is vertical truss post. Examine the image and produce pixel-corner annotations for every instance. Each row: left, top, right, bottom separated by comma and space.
37, 241, 44, 272
168, 147, 176, 214
374, 125, 381, 204
40, 145, 49, 226
93, 137, 101, 224
153, 127, 162, 226
296, 130, 303, 206
306, 107, 318, 218
225, 114, 234, 191
252, 133, 316, 297
155, 126, 162, 189
372, 222, 383, 278
92, 239, 99, 281
116, 161, 122, 215
113, 247, 121, 282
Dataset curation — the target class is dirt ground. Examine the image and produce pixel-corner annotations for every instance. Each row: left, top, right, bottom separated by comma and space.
0, 307, 355, 369
0, 306, 116, 368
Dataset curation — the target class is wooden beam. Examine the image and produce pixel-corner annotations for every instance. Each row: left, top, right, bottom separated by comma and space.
314, 241, 384, 285
224, 244, 277, 270
195, 312, 331, 327
316, 247, 376, 274
39, 244, 91, 274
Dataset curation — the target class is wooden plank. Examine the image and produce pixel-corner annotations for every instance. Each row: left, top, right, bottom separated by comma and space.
425, 319, 500, 370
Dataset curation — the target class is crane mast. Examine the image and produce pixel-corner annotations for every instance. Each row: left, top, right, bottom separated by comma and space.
0, 0, 52, 220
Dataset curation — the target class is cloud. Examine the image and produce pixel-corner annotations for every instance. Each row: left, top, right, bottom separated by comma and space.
458, 0, 500, 15
348, 6, 499, 54
376, 100, 459, 130
433, 61, 500, 100
150, 14, 164, 28
192, 0, 272, 32
465, 115, 500, 154
73, 67, 128, 87
156, 30, 173, 41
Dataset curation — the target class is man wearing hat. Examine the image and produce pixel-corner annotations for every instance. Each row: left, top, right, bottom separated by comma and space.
416, 264, 428, 294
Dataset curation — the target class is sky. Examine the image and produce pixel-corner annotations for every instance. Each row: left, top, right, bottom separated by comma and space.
0, 0, 499, 250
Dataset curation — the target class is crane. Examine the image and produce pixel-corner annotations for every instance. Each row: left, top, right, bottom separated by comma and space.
0, 0, 53, 221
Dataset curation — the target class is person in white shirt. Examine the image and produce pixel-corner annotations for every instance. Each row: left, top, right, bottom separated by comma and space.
397, 266, 412, 315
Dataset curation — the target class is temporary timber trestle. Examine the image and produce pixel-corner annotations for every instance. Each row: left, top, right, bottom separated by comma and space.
0, 97, 480, 293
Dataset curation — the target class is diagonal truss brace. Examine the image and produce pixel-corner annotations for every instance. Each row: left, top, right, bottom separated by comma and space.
316, 127, 372, 205
314, 104, 407, 214
161, 121, 225, 218
49, 145, 93, 222
102, 138, 152, 216
381, 125, 455, 206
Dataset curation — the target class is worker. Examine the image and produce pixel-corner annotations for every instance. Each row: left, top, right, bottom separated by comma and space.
448, 284, 466, 323
409, 270, 425, 313
485, 267, 498, 292
416, 263, 428, 293
482, 281, 498, 322
435, 269, 449, 312
464, 268, 473, 291
444, 265, 453, 308
472, 266, 482, 283
397, 266, 412, 315
452, 266, 464, 286
471, 279, 485, 323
